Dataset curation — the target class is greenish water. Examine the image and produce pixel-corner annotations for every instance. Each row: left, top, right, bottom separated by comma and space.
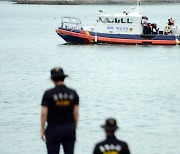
0, 1, 180, 154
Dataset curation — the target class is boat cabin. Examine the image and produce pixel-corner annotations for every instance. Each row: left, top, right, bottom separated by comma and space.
84, 11, 143, 35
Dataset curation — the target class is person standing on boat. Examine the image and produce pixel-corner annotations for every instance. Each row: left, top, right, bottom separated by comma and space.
168, 18, 175, 26
93, 118, 130, 154
142, 17, 148, 34
170, 18, 175, 26
41, 67, 79, 154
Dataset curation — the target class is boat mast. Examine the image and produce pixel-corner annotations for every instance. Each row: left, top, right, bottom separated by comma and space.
135, 0, 142, 14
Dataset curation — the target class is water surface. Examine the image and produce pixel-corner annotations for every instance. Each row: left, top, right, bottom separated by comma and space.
0, 2, 180, 154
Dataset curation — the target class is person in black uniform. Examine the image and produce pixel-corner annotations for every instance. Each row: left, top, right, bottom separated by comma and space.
93, 118, 130, 154
41, 67, 79, 154
142, 17, 148, 34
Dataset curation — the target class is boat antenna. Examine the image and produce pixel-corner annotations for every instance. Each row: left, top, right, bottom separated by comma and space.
135, 0, 142, 14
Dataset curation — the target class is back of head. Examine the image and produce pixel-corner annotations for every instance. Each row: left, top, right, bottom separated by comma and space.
50, 67, 68, 82
101, 118, 119, 133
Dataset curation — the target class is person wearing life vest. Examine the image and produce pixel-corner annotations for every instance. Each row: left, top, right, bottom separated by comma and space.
164, 24, 172, 35
93, 118, 130, 154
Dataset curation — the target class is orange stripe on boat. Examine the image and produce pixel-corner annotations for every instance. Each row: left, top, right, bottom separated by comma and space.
56, 29, 178, 45
98, 36, 142, 44
56, 29, 95, 43
152, 40, 176, 45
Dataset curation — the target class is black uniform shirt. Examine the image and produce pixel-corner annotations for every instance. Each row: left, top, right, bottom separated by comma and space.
93, 136, 130, 154
41, 85, 79, 126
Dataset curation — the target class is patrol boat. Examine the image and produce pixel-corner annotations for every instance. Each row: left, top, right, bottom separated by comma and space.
56, 0, 180, 45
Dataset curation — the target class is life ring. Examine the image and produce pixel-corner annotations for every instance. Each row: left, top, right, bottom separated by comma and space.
164, 25, 171, 33
129, 28, 133, 32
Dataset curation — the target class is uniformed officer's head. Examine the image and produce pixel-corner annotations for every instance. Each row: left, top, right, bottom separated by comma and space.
101, 118, 119, 133
51, 67, 68, 82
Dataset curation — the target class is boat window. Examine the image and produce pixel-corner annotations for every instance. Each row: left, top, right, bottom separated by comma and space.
106, 18, 114, 23
98, 17, 105, 23
100, 17, 108, 23
115, 18, 121, 23
121, 18, 126, 23
127, 18, 133, 23
106, 18, 110, 23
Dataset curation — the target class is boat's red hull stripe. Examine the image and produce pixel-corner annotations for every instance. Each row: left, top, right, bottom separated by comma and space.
56, 29, 177, 45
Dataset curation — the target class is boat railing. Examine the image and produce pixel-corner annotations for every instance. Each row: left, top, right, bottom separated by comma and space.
60, 17, 82, 30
